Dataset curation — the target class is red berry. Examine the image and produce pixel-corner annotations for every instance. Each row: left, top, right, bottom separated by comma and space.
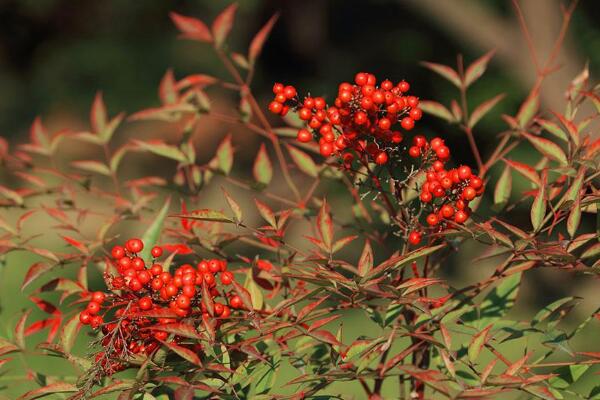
470, 176, 483, 189
151, 277, 163, 291
138, 270, 152, 285
150, 264, 163, 276
220, 271, 233, 285
413, 135, 427, 147
221, 305, 231, 318
420, 191, 432, 203
378, 118, 391, 130
126, 238, 144, 254
430, 138, 444, 150
91, 291, 105, 304
462, 186, 477, 201
355, 73, 368, 86
151, 246, 163, 258
139, 296, 153, 310
129, 278, 143, 292
176, 295, 191, 309
458, 166, 472, 180
87, 301, 101, 315
426, 213, 439, 226
320, 142, 334, 157
436, 146, 450, 160
400, 117, 415, 130
90, 315, 103, 329
454, 210, 468, 224
409, 108, 423, 121
375, 151, 388, 165
408, 231, 422, 245
111, 245, 125, 259
441, 204, 455, 218
283, 85, 297, 99
297, 128, 312, 143
408, 146, 421, 158
268, 101, 283, 114
79, 310, 91, 324
230, 295, 243, 309
272, 83, 284, 94
165, 284, 178, 297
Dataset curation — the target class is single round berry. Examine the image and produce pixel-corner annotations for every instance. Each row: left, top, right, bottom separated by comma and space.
126, 238, 144, 254
283, 85, 297, 99
91, 291, 105, 304
375, 151, 388, 165
400, 117, 415, 130
230, 295, 243, 309
408, 231, 422, 245
87, 301, 101, 315
454, 210, 468, 224
220, 271, 233, 285
426, 213, 439, 226
151, 246, 163, 258
462, 186, 477, 201
111, 245, 125, 259
79, 310, 92, 324
297, 128, 312, 143
268, 101, 283, 114
139, 296, 153, 310
458, 165, 472, 180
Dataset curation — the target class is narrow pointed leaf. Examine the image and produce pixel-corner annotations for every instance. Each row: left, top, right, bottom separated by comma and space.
170, 12, 212, 42
212, 4, 237, 48
249, 14, 279, 64
421, 62, 461, 88
464, 50, 495, 87
253, 143, 273, 185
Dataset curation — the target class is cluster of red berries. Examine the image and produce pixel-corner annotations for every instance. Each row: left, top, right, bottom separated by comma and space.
78, 238, 247, 374
268, 73, 422, 163
406, 136, 484, 245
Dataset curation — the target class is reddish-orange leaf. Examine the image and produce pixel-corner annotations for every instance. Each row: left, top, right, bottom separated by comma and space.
22, 262, 54, 291
317, 200, 333, 252
503, 159, 541, 187
61, 235, 89, 255
170, 12, 212, 42
211, 4, 238, 48
421, 62, 461, 88
310, 330, 342, 347
91, 92, 107, 134
297, 296, 329, 322
176, 74, 218, 90
249, 14, 279, 64
159, 69, 178, 105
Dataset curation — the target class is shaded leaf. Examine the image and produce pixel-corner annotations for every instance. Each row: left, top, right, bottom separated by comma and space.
469, 94, 505, 128
464, 50, 495, 87
494, 165, 512, 208
161, 340, 202, 366
249, 14, 278, 64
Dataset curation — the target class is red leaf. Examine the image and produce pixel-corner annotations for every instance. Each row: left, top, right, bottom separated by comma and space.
29, 297, 59, 316
249, 14, 279, 64
310, 330, 342, 347
159, 69, 178, 105
91, 92, 107, 134
503, 159, 541, 187
161, 340, 202, 366
163, 243, 193, 255
61, 235, 89, 254
212, 4, 238, 48
317, 200, 333, 252
176, 74, 218, 90
22, 262, 54, 291
297, 296, 329, 321
170, 12, 212, 42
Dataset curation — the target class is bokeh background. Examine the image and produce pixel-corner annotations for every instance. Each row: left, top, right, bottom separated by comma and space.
0, 0, 599, 398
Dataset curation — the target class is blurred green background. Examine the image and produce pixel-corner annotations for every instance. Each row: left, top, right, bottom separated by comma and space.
1, 0, 599, 398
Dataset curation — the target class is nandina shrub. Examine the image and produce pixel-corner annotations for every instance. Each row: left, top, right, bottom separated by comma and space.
0, 2, 599, 399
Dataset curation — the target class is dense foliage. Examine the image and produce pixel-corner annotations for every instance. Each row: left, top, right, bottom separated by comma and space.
0, 2, 599, 399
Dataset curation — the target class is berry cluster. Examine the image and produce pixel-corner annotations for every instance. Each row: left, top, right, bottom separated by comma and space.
78, 238, 246, 375
268, 73, 422, 162
406, 136, 484, 244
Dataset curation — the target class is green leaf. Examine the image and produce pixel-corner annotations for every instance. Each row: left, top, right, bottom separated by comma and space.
254, 199, 276, 228
134, 140, 187, 162
60, 313, 81, 353
464, 50, 495, 87
521, 132, 568, 165
253, 143, 273, 186
14, 310, 31, 349
222, 188, 243, 222
504, 159, 541, 187
421, 61, 462, 88
494, 165, 512, 208
244, 270, 264, 310
174, 209, 233, 223
357, 240, 373, 277
216, 134, 234, 175
536, 118, 568, 142
567, 198, 581, 238
317, 200, 333, 252
468, 324, 492, 363
531, 183, 546, 232
139, 197, 171, 261
419, 100, 455, 123
549, 365, 590, 389
71, 160, 111, 176
0, 185, 24, 205
469, 94, 505, 128
463, 272, 522, 328
286, 144, 319, 177
517, 92, 540, 128
363, 244, 445, 282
